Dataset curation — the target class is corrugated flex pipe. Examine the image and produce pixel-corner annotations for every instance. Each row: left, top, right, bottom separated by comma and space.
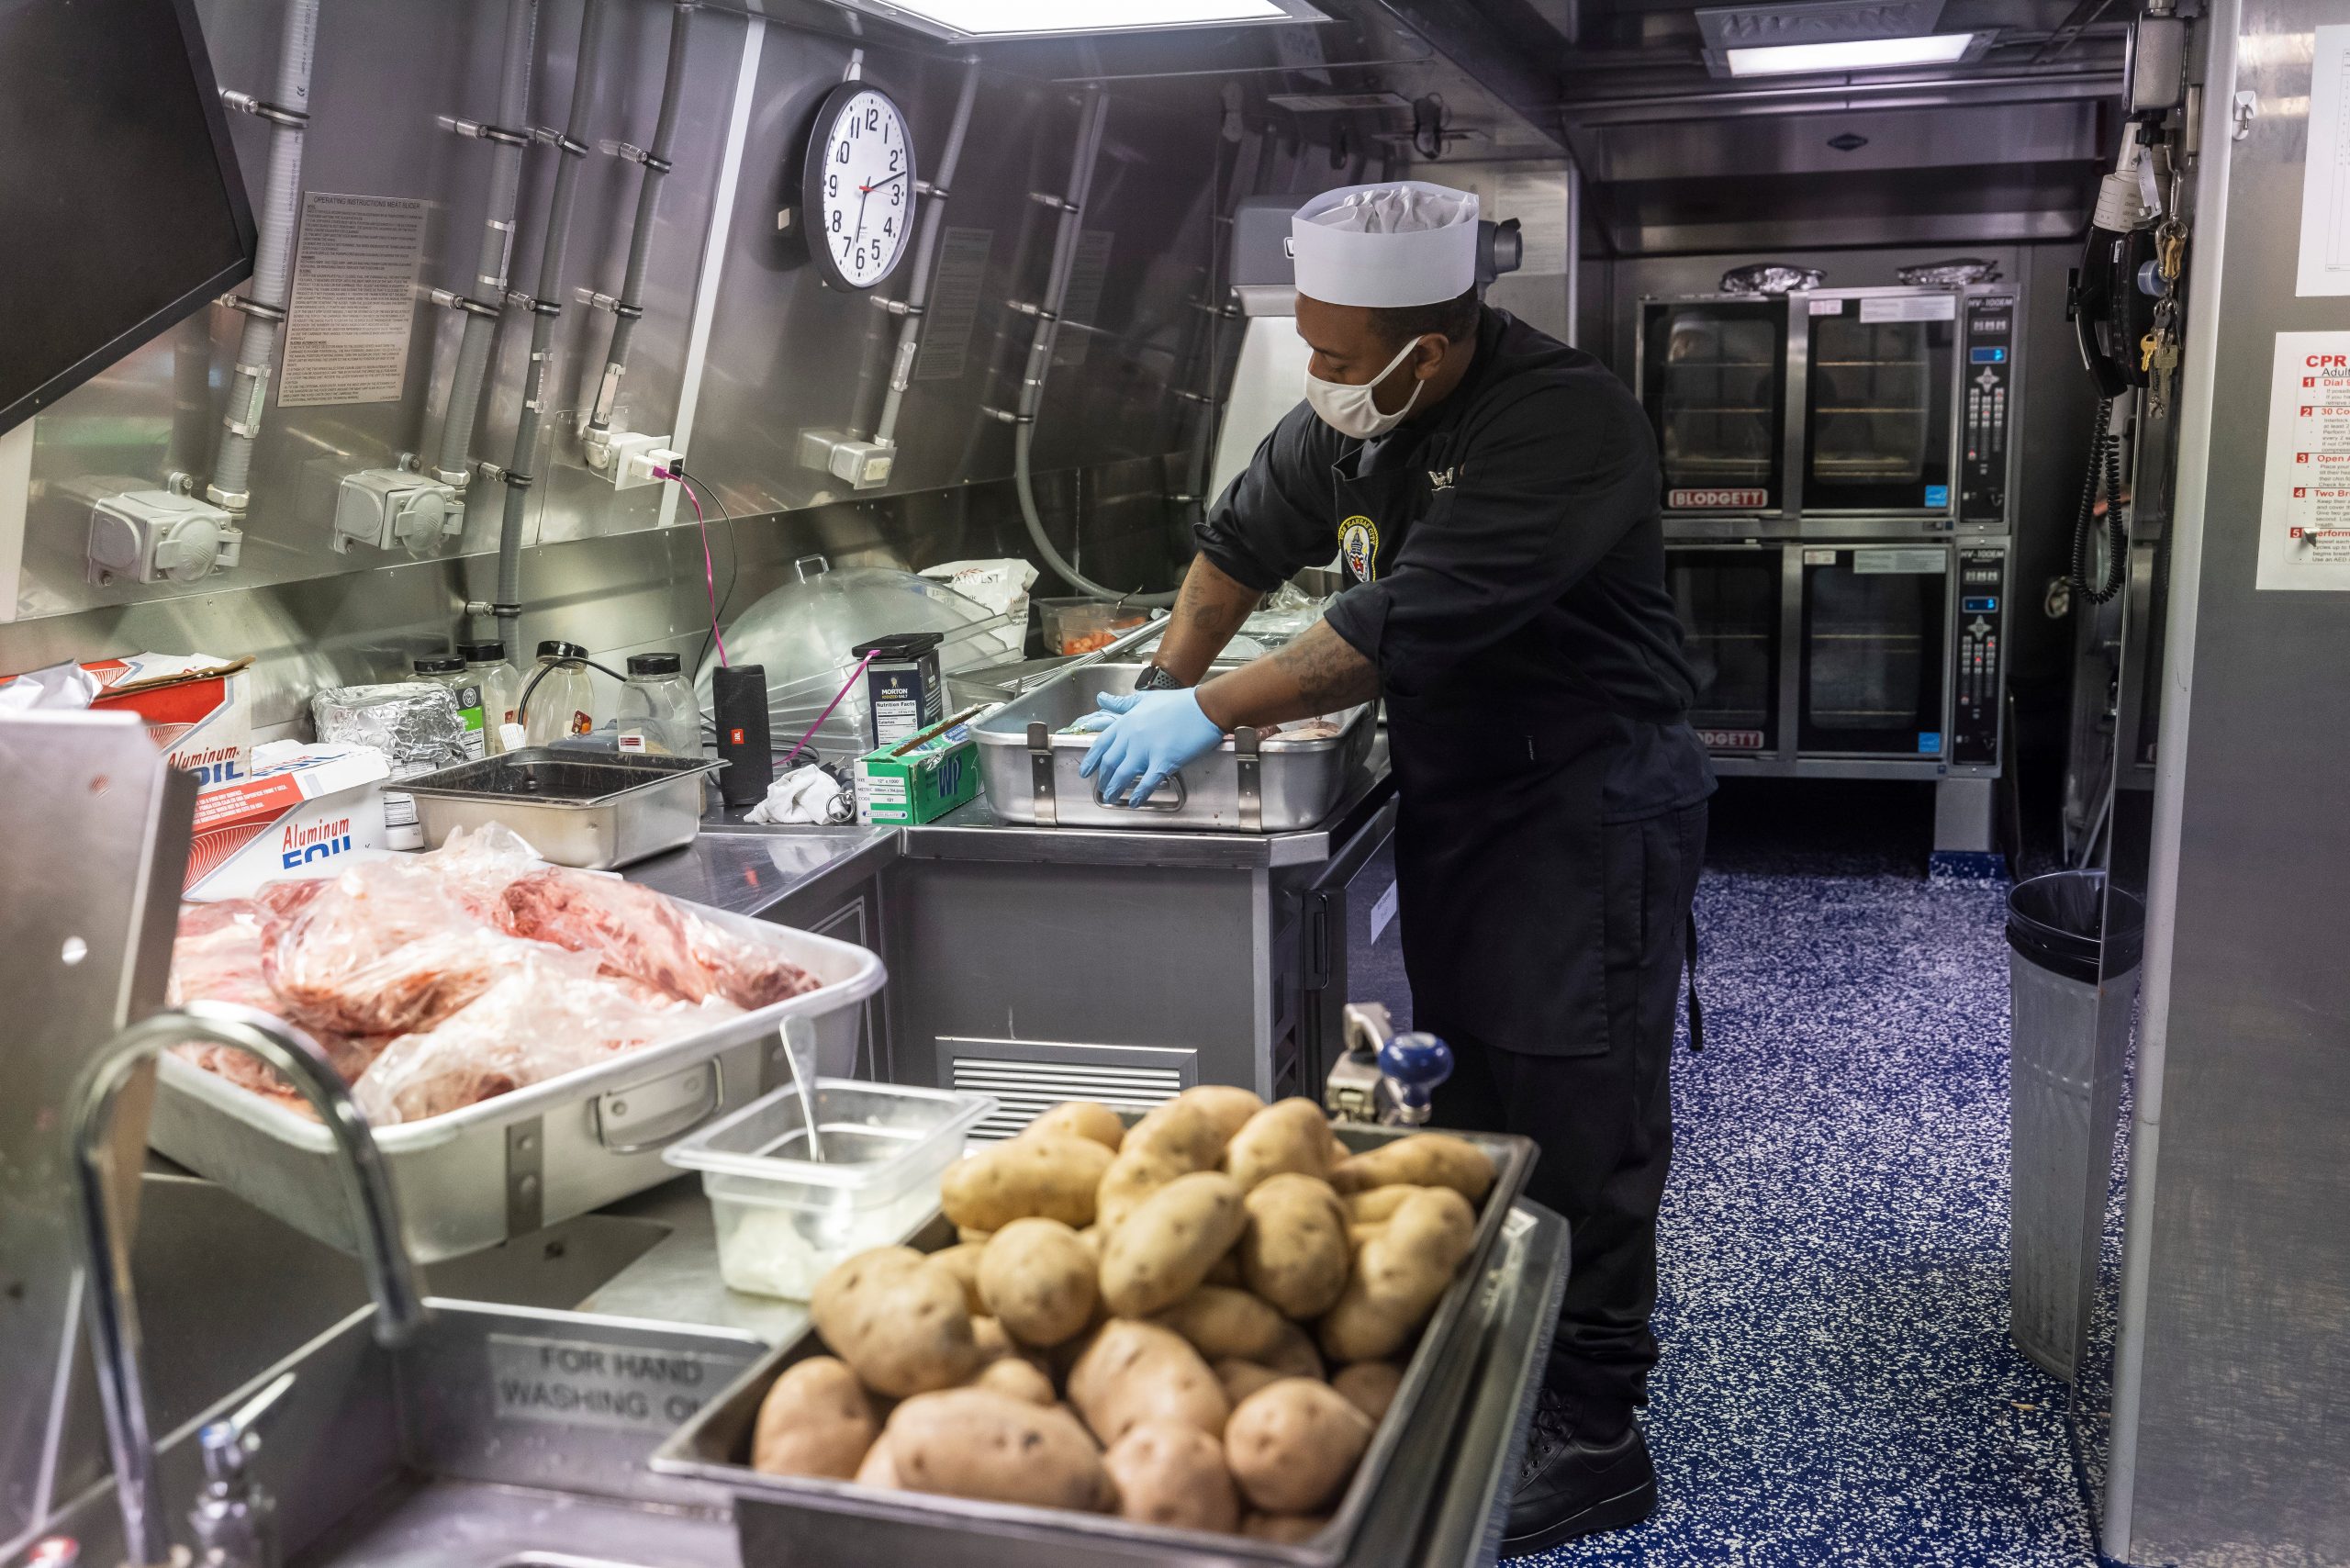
873, 56, 980, 449
1009, 88, 1177, 607
581, 0, 694, 461
207, 0, 319, 511
431, 0, 539, 487
493, 0, 608, 644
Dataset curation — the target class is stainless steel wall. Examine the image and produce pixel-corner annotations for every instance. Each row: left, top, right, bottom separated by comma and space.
6, 0, 1232, 633
2106, 0, 2350, 1558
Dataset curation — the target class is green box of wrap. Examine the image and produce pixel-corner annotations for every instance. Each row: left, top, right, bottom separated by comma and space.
854, 706, 984, 825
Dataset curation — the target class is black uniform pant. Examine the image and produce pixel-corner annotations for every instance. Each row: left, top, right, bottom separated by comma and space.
1425, 800, 1707, 1430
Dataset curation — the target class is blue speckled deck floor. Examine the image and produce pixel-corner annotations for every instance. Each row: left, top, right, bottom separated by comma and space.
1511, 811, 2103, 1567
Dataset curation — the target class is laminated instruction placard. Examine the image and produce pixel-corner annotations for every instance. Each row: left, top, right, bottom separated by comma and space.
279, 192, 428, 407
2257, 331, 2350, 591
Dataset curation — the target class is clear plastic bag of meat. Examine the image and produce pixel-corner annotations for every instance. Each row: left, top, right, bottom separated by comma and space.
264, 857, 582, 1039
500, 866, 821, 1009
166, 900, 390, 1111
417, 821, 548, 921
352, 953, 735, 1125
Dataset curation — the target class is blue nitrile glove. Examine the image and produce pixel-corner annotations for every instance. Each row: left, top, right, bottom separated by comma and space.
1077, 689, 1224, 806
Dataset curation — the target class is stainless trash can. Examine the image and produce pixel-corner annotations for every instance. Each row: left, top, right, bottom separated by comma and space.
2007, 870, 2144, 1380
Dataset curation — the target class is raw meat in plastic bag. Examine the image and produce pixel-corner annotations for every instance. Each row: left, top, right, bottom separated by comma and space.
266, 857, 587, 1038
417, 822, 547, 922
501, 867, 820, 1009
166, 902, 390, 1104
353, 953, 734, 1125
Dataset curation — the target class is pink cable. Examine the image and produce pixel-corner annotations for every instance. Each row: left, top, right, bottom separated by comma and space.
777, 651, 877, 772
660, 468, 729, 667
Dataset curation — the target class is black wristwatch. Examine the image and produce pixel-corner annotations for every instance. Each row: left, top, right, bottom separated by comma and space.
1133, 664, 1187, 692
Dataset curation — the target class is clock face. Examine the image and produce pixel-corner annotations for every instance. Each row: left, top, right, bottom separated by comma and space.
804, 84, 916, 291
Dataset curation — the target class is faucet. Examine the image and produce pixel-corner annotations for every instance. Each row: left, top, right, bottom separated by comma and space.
67, 1001, 429, 1568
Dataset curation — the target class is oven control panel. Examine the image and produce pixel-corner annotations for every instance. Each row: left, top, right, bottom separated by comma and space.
1961, 294, 2015, 527
1952, 545, 2007, 767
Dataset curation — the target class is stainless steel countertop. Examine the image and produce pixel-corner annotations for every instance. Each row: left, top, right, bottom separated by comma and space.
625, 736, 1394, 919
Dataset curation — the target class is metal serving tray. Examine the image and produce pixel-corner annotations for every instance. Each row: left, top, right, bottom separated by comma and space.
653, 1122, 1536, 1568
148, 900, 887, 1263
402, 748, 723, 869
972, 664, 1375, 833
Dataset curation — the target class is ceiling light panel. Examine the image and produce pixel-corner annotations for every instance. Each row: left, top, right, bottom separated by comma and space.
837, 0, 1325, 39
1723, 32, 1979, 74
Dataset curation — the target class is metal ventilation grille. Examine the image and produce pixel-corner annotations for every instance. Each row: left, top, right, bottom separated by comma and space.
951, 1056, 1183, 1141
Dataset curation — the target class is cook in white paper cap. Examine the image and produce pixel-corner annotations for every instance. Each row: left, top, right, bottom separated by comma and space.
1080, 171, 1710, 1538
1289, 180, 1480, 308
1283, 181, 1482, 440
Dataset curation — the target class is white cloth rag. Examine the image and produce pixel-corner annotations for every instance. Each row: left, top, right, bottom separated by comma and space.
745, 764, 848, 824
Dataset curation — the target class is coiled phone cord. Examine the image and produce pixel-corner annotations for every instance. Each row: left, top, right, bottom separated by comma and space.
2071, 397, 2129, 605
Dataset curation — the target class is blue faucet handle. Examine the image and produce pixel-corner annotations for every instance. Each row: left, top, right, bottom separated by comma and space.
1377, 1032, 1452, 1121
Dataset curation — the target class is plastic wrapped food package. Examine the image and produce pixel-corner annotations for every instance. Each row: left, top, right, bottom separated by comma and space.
500, 866, 821, 1009
167, 901, 390, 1109
353, 953, 734, 1125
264, 857, 592, 1038
163, 821, 830, 1126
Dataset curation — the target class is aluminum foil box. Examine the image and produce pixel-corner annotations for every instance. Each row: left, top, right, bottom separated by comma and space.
185, 742, 392, 900
84, 651, 253, 786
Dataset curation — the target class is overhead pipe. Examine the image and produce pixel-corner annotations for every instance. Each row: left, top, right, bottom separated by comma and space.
207, 0, 319, 513
490, 0, 609, 645
871, 56, 982, 451
431, 0, 540, 489
580, 0, 695, 468
999, 88, 1178, 607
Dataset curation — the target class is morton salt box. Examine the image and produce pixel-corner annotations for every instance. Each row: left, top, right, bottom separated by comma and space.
84, 652, 254, 785
184, 742, 392, 900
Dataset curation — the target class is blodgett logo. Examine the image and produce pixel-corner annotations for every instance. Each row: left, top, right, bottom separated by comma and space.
280, 816, 354, 868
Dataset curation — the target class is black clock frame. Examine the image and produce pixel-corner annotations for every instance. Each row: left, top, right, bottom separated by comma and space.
800, 79, 918, 293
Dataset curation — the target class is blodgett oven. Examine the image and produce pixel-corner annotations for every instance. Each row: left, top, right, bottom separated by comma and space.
1641, 282, 2020, 781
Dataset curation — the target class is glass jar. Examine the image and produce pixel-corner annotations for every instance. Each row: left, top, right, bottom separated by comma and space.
610, 652, 701, 756
459, 641, 524, 756
521, 641, 598, 748
409, 655, 487, 760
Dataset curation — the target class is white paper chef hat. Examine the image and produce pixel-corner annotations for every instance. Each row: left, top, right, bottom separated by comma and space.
1290, 182, 1479, 308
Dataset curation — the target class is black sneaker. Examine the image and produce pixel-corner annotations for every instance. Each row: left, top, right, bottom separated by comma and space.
1503, 1389, 1656, 1553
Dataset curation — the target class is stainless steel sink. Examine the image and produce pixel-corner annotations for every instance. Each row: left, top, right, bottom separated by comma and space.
43, 1298, 759, 1568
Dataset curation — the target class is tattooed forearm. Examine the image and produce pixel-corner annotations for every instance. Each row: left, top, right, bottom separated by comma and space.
1153, 555, 1262, 684
1274, 623, 1382, 711
1195, 622, 1379, 731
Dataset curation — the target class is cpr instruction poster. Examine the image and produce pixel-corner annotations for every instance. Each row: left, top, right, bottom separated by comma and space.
2257, 331, 2350, 590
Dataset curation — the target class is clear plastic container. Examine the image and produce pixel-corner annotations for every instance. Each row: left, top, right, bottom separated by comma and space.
521, 640, 599, 748
662, 1078, 997, 1300
609, 652, 701, 756
460, 641, 525, 756
1037, 597, 1150, 656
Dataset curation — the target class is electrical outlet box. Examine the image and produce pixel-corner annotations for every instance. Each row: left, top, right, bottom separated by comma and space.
85, 490, 242, 588
332, 469, 459, 555
798, 428, 895, 491
607, 432, 680, 490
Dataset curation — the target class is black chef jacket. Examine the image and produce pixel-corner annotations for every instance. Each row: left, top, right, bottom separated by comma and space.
1195, 306, 1714, 821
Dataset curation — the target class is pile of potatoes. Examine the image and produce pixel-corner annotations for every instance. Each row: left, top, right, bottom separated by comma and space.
750, 1085, 1495, 1541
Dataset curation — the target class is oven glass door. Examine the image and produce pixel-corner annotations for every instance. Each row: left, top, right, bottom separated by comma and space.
1798, 545, 1948, 756
1801, 293, 1958, 514
1668, 545, 1781, 756
1642, 299, 1786, 513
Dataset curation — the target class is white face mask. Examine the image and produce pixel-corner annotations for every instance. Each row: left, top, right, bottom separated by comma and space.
1303, 336, 1427, 441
